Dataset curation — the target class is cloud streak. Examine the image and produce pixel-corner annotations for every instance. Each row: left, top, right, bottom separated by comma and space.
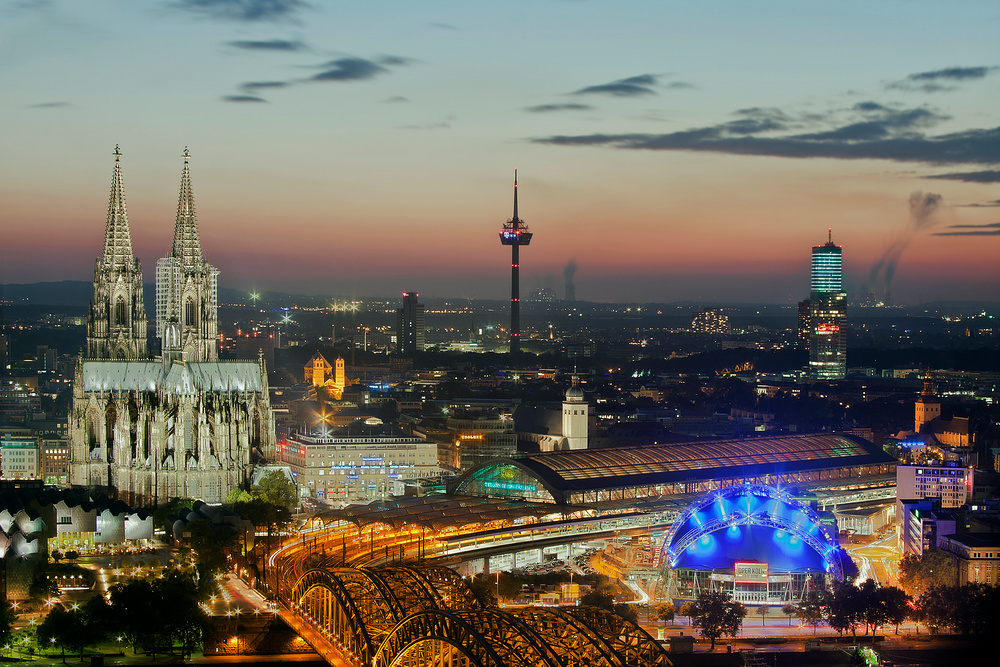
573, 74, 660, 97
310, 57, 387, 81
534, 102, 1000, 167
886, 65, 999, 92
173, 0, 308, 22
524, 103, 593, 113
227, 38, 305, 51
222, 95, 267, 102
933, 222, 1000, 236
927, 170, 1000, 183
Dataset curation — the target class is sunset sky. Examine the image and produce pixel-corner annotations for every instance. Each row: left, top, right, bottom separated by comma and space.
2, 1, 997, 304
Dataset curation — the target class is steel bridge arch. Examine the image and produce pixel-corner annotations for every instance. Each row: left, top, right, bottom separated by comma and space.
562, 606, 673, 667
507, 607, 622, 667
292, 568, 376, 663
373, 608, 559, 667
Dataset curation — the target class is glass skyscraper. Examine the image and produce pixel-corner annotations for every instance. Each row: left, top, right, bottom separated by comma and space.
808, 232, 846, 380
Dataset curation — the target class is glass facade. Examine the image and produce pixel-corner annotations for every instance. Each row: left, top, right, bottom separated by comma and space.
810, 242, 842, 293
809, 238, 846, 379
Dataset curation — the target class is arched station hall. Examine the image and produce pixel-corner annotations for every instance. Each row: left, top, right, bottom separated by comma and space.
449, 433, 896, 508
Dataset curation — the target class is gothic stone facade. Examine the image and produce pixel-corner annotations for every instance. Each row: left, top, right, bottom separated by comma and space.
69, 147, 275, 506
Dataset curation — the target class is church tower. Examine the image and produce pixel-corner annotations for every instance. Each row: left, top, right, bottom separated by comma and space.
155, 149, 219, 362
87, 146, 148, 360
562, 374, 589, 450
915, 377, 941, 433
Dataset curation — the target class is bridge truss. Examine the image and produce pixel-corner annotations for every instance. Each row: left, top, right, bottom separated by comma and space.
290, 566, 672, 667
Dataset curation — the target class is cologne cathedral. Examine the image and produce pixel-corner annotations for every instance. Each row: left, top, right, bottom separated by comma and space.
69, 148, 275, 506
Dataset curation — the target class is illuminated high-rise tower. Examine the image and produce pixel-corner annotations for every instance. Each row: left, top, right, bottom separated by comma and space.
396, 292, 425, 355
498, 170, 532, 353
808, 230, 846, 380
87, 146, 148, 360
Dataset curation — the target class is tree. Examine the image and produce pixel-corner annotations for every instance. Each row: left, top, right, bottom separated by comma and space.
253, 470, 297, 509
797, 591, 825, 634
879, 586, 910, 635
613, 603, 639, 624
679, 601, 697, 626
580, 589, 615, 611
825, 581, 863, 640
917, 585, 955, 635
781, 603, 797, 627
37, 606, 88, 662
898, 548, 956, 597
690, 590, 747, 650
756, 603, 770, 626
0, 601, 16, 650
109, 568, 207, 659
186, 518, 237, 574
654, 602, 676, 628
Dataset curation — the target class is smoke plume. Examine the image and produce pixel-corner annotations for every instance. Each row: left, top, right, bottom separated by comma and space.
868, 191, 943, 303
564, 259, 577, 301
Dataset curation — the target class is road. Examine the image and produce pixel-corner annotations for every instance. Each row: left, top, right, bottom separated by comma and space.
846, 533, 900, 587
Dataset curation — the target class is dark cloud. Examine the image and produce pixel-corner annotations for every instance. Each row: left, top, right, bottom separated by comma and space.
172, 0, 308, 21
241, 80, 289, 91
886, 66, 998, 92
381, 96, 411, 103
375, 55, 417, 66
957, 199, 1000, 208
933, 222, 1000, 236
429, 22, 457, 30
927, 170, 1000, 183
573, 74, 660, 97
909, 66, 996, 81
227, 39, 305, 51
524, 103, 593, 113
664, 81, 696, 90
533, 101, 1000, 167
311, 58, 387, 81
27, 101, 69, 108
222, 95, 267, 102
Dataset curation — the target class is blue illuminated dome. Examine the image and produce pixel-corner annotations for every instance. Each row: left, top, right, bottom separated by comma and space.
660, 484, 849, 579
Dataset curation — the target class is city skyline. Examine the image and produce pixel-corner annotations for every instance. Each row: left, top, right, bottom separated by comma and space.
2, 1, 998, 304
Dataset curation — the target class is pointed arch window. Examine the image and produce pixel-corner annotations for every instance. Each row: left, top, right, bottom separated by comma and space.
185, 298, 196, 326
115, 297, 127, 326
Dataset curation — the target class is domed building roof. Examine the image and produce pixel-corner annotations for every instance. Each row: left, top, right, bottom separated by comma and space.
564, 375, 585, 402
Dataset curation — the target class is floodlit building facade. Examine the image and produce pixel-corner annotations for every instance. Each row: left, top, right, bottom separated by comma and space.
280, 426, 440, 502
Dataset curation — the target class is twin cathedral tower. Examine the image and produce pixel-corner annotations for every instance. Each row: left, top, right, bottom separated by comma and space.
69, 148, 275, 506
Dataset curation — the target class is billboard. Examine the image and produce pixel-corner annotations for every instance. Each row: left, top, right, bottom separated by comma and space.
734, 562, 768, 583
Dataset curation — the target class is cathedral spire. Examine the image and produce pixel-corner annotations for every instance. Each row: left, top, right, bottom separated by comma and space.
172, 147, 203, 268
102, 145, 135, 269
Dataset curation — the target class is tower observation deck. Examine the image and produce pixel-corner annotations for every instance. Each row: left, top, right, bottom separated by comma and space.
499, 169, 532, 353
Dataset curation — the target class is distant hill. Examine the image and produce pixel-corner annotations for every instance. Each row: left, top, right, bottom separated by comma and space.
0, 281, 248, 309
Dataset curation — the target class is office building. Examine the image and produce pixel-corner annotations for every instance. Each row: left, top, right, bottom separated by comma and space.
808, 231, 846, 380
896, 462, 973, 512
396, 292, 425, 355
1, 435, 39, 479
279, 425, 440, 503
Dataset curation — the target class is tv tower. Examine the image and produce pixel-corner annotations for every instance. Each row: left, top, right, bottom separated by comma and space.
499, 169, 532, 353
